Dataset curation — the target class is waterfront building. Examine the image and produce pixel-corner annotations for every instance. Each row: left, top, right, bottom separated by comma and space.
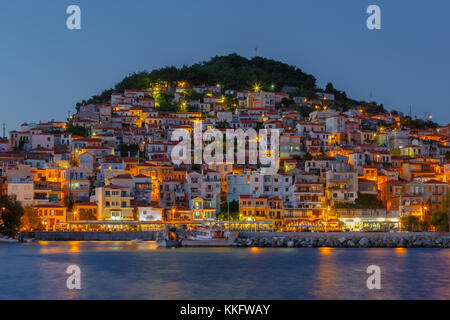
65, 167, 91, 202
95, 184, 134, 221
406, 180, 448, 212
288, 182, 324, 213
227, 174, 250, 203
34, 204, 67, 231
187, 171, 221, 212
6, 178, 34, 206
325, 171, 358, 205
249, 173, 292, 204
137, 204, 164, 222
239, 195, 284, 222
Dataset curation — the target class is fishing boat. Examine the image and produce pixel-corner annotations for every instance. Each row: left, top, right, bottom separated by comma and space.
188, 228, 228, 241
0, 237, 17, 244
18, 235, 36, 243
183, 227, 238, 247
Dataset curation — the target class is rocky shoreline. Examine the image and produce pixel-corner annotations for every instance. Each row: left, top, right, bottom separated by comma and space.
236, 233, 450, 248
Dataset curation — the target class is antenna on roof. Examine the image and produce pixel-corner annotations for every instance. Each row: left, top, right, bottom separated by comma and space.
2, 123, 5, 138
408, 105, 412, 143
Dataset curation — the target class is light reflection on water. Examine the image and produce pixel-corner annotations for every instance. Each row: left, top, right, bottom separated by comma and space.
38, 241, 159, 254
0, 242, 448, 300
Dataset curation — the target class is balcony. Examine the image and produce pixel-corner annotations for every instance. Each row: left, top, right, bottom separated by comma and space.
327, 186, 354, 191
294, 188, 322, 194
34, 184, 62, 192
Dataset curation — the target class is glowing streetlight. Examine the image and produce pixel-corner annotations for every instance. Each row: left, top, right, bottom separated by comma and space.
253, 83, 261, 92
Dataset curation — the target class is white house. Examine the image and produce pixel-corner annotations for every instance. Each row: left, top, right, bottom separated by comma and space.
7, 178, 34, 206
138, 205, 164, 222
31, 133, 54, 150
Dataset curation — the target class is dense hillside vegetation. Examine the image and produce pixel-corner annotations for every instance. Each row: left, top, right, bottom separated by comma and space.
76, 53, 440, 128
77, 54, 319, 105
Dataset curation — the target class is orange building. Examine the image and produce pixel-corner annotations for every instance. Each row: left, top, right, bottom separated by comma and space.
34, 204, 67, 231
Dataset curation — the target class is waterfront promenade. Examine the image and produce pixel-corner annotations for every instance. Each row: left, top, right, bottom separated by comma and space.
20, 231, 450, 248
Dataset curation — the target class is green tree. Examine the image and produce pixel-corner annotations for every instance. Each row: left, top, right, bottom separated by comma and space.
400, 117, 439, 129
433, 191, 450, 232
431, 211, 449, 232
280, 97, 297, 109
336, 193, 384, 209
155, 92, 174, 108
325, 82, 335, 93
419, 219, 430, 232
354, 193, 385, 209
255, 121, 264, 130
132, 207, 139, 221
20, 207, 42, 232
223, 95, 238, 112
78, 208, 97, 221
303, 152, 313, 161
66, 118, 89, 138
118, 144, 140, 157
298, 105, 314, 118
0, 196, 25, 237
446, 151, 450, 162
401, 215, 420, 232
183, 88, 203, 101
216, 200, 240, 221
64, 197, 74, 211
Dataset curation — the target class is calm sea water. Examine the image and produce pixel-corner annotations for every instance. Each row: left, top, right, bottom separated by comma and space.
0, 241, 448, 300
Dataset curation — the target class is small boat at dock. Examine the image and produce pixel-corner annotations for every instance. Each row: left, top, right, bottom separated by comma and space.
188, 228, 228, 241
183, 228, 238, 247
0, 237, 18, 244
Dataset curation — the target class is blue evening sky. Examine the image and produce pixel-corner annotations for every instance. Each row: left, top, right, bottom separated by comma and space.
1, 0, 449, 131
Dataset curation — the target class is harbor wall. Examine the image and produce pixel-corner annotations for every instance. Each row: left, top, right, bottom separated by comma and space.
31, 231, 158, 241
237, 232, 450, 248
21, 231, 450, 248
238, 232, 448, 239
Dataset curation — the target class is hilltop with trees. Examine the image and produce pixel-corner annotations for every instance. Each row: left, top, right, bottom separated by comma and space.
75, 53, 439, 128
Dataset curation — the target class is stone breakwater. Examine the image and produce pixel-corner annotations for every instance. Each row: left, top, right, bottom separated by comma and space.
236, 232, 450, 248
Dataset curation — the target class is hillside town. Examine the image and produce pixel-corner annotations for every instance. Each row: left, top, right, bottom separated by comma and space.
2, 81, 450, 234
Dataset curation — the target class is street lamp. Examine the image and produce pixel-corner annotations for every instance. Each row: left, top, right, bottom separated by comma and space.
0, 207, 5, 222
326, 206, 331, 232
423, 205, 428, 222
